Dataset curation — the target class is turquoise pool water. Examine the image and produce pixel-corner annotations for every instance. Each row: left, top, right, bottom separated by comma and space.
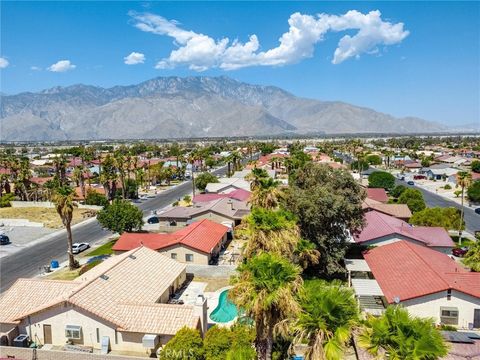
209, 290, 238, 323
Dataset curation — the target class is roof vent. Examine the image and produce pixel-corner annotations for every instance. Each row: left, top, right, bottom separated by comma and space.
129, 255, 136, 260
100, 274, 109, 281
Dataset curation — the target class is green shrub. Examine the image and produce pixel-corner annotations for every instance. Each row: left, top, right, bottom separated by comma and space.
443, 184, 452, 190
0, 193, 15, 208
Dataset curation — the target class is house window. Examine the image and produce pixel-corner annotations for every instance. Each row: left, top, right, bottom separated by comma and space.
185, 254, 194, 262
169, 220, 177, 226
65, 325, 82, 340
96, 328, 100, 343
171, 253, 177, 260
440, 307, 459, 325
447, 289, 452, 300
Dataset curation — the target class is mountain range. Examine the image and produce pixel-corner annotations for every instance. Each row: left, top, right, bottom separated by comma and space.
0, 76, 452, 141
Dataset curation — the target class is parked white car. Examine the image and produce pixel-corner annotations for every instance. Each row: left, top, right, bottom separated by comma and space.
72, 242, 90, 254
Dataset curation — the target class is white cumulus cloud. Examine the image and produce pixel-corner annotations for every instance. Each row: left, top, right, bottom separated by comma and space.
129, 10, 409, 71
0, 57, 9, 69
48, 60, 76, 72
124, 52, 146, 65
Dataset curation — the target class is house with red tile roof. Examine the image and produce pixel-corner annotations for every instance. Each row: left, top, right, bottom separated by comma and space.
0, 247, 205, 355
353, 210, 454, 253
362, 241, 480, 329
113, 219, 229, 265
365, 188, 389, 203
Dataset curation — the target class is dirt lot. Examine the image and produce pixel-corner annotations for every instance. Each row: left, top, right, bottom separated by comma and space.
0, 207, 96, 229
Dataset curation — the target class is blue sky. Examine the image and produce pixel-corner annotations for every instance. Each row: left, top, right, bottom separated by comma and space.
1, 1, 479, 126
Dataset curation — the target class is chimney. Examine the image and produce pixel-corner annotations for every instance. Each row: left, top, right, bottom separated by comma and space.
228, 199, 234, 211
194, 295, 208, 336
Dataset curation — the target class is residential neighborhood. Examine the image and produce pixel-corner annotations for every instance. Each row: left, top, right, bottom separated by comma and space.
0, 136, 479, 360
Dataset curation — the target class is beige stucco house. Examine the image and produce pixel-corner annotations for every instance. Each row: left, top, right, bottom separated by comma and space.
113, 219, 229, 265
0, 247, 206, 356
350, 240, 480, 329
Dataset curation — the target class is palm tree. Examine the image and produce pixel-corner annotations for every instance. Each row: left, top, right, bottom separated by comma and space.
358, 306, 448, 359
72, 166, 85, 199
52, 186, 78, 270
243, 208, 299, 259
457, 171, 472, 245
230, 253, 302, 360
289, 280, 358, 360
249, 178, 285, 210
462, 239, 480, 271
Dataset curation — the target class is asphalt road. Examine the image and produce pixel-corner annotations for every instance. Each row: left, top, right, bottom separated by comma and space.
0, 165, 231, 293
397, 179, 480, 234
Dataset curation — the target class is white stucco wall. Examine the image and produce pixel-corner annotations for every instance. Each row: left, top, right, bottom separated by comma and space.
401, 290, 480, 329
19, 305, 151, 354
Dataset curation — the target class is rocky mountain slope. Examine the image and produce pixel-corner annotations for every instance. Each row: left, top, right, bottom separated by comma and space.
0, 76, 447, 141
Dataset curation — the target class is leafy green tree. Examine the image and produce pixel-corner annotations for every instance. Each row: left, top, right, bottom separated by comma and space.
285, 164, 365, 275
358, 306, 448, 359
204, 326, 231, 360
350, 159, 369, 172
230, 253, 302, 360
471, 160, 480, 173
368, 171, 396, 191
124, 178, 139, 199
421, 158, 431, 167
289, 280, 358, 360
462, 240, 480, 272
195, 172, 219, 191
159, 327, 204, 360
52, 186, 78, 270
366, 154, 382, 165
467, 180, 480, 202
398, 188, 426, 213
409, 207, 464, 230
204, 325, 256, 360
97, 199, 143, 234
390, 184, 407, 198
85, 189, 109, 207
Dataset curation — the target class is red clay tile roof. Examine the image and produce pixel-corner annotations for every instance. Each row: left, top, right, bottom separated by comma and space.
366, 188, 389, 203
363, 241, 480, 303
113, 219, 228, 254
354, 210, 454, 248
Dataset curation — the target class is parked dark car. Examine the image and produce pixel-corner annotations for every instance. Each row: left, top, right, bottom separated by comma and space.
475, 208, 480, 215
0, 235, 11, 245
147, 216, 159, 224
452, 247, 469, 257
407, 180, 415, 186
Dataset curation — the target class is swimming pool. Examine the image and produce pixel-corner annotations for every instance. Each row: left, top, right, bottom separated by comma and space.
209, 289, 238, 323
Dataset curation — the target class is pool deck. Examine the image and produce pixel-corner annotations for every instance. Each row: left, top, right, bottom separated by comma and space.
177, 282, 238, 327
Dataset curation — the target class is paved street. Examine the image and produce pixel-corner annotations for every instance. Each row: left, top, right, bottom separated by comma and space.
0, 165, 231, 293
397, 180, 480, 234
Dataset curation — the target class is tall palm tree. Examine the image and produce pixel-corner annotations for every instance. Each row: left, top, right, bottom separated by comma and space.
289, 280, 358, 360
358, 306, 448, 359
230, 253, 303, 360
457, 171, 472, 245
249, 178, 285, 210
243, 208, 299, 259
52, 186, 78, 270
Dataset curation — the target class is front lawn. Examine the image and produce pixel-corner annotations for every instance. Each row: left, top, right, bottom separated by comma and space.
86, 239, 116, 256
